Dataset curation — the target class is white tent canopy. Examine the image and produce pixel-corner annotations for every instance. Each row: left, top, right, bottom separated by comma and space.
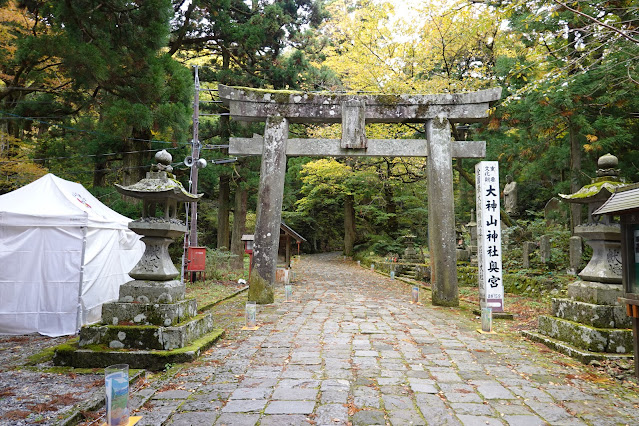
0, 174, 144, 336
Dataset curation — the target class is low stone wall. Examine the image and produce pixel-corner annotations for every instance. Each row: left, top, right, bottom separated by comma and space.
457, 265, 568, 297
375, 262, 430, 281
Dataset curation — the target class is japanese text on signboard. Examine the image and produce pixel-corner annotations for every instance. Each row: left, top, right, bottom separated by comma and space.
475, 161, 504, 312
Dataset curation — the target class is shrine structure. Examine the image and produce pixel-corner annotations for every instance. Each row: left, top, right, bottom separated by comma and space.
219, 85, 501, 306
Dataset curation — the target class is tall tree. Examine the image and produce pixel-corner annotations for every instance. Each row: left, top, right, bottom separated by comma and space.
0, 0, 192, 188
483, 0, 639, 223
169, 0, 334, 253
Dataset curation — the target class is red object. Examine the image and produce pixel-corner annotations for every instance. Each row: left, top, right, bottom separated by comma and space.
187, 246, 206, 272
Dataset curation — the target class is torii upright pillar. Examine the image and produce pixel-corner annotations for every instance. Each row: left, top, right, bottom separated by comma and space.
427, 117, 458, 306
249, 116, 289, 303
219, 85, 501, 305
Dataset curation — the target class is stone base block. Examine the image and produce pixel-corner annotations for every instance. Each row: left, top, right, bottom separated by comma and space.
456, 249, 470, 262
522, 330, 633, 364
53, 329, 224, 371
118, 279, 185, 304
566, 281, 623, 305
551, 298, 631, 329
101, 298, 198, 326
537, 315, 632, 354
79, 313, 215, 351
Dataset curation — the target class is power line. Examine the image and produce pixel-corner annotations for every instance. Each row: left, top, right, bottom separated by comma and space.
0, 110, 190, 146
0, 147, 183, 165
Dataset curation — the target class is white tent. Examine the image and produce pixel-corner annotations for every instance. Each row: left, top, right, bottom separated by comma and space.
0, 174, 144, 336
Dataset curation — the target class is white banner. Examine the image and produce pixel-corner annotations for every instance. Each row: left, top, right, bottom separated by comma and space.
475, 161, 504, 312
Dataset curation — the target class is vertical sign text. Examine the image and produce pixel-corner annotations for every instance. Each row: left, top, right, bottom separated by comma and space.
475, 161, 504, 312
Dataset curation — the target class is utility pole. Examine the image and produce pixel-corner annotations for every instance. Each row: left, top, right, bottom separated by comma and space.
189, 65, 201, 247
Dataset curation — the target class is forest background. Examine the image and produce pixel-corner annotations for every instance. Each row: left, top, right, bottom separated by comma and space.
1, 0, 638, 268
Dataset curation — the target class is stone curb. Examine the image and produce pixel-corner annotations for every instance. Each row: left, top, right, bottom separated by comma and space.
197, 285, 249, 312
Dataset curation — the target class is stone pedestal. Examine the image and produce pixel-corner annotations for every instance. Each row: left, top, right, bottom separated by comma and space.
523, 223, 633, 363
53, 158, 223, 370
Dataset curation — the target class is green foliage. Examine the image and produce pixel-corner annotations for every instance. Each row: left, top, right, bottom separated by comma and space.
501, 213, 574, 272
479, 0, 639, 214
355, 234, 404, 257
1, 0, 192, 187
204, 248, 241, 281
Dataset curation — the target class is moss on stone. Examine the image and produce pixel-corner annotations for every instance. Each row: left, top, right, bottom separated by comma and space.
559, 179, 625, 201
375, 94, 404, 106
248, 271, 274, 304
53, 330, 225, 370
457, 265, 568, 297
432, 296, 460, 307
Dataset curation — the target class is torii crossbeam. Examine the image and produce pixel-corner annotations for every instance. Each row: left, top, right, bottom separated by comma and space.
219, 84, 502, 306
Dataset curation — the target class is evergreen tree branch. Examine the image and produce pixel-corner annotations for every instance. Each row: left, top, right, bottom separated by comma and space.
551, 0, 639, 45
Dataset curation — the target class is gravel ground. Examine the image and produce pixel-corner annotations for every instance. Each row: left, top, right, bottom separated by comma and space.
0, 335, 104, 425
0, 282, 247, 426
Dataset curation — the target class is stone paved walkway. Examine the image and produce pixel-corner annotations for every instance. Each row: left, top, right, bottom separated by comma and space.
130, 253, 639, 426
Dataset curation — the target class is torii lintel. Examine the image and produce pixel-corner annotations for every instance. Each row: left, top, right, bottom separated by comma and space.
218, 84, 502, 124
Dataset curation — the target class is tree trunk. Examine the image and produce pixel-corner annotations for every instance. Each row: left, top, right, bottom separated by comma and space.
217, 175, 231, 250
230, 186, 248, 269
93, 159, 108, 187
384, 184, 398, 237
344, 193, 356, 256
121, 129, 150, 186
569, 124, 583, 230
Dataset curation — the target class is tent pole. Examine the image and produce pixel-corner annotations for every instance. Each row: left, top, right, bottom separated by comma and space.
76, 226, 88, 333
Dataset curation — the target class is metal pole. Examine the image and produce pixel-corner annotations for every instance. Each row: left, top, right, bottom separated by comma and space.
189, 65, 200, 248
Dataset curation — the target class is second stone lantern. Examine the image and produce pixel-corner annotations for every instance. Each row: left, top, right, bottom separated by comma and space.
524, 154, 633, 362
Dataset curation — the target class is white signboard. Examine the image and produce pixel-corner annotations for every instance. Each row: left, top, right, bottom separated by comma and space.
475, 161, 504, 312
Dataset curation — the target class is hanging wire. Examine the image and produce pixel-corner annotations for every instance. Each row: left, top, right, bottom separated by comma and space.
0, 110, 190, 146
0, 147, 183, 165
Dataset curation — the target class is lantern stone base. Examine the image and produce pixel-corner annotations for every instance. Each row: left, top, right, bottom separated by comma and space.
117, 279, 186, 304
551, 297, 630, 329
536, 315, 632, 353
54, 305, 221, 370
524, 280, 633, 363
52, 329, 224, 371
78, 313, 216, 351
521, 331, 633, 364
101, 298, 197, 326
566, 280, 624, 305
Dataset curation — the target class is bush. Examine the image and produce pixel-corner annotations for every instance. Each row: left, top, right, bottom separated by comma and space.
205, 248, 239, 280
502, 214, 572, 272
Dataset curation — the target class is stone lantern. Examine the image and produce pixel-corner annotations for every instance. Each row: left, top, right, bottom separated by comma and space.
559, 153, 625, 284
593, 183, 639, 378
54, 151, 222, 370
113, 150, 200, 303
524, 154, 633, 363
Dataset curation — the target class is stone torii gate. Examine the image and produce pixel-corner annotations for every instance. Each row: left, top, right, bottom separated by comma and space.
219, 85, 501, 306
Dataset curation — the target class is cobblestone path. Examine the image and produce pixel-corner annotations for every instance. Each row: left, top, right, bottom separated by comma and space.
131, 252, 639, 425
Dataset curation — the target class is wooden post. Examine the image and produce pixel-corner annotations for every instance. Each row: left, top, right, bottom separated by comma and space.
427, 117, 459, 307
250, 116, 289, 303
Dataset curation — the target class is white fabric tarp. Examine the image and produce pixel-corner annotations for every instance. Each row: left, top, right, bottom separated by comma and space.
0, 174, 144, 336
